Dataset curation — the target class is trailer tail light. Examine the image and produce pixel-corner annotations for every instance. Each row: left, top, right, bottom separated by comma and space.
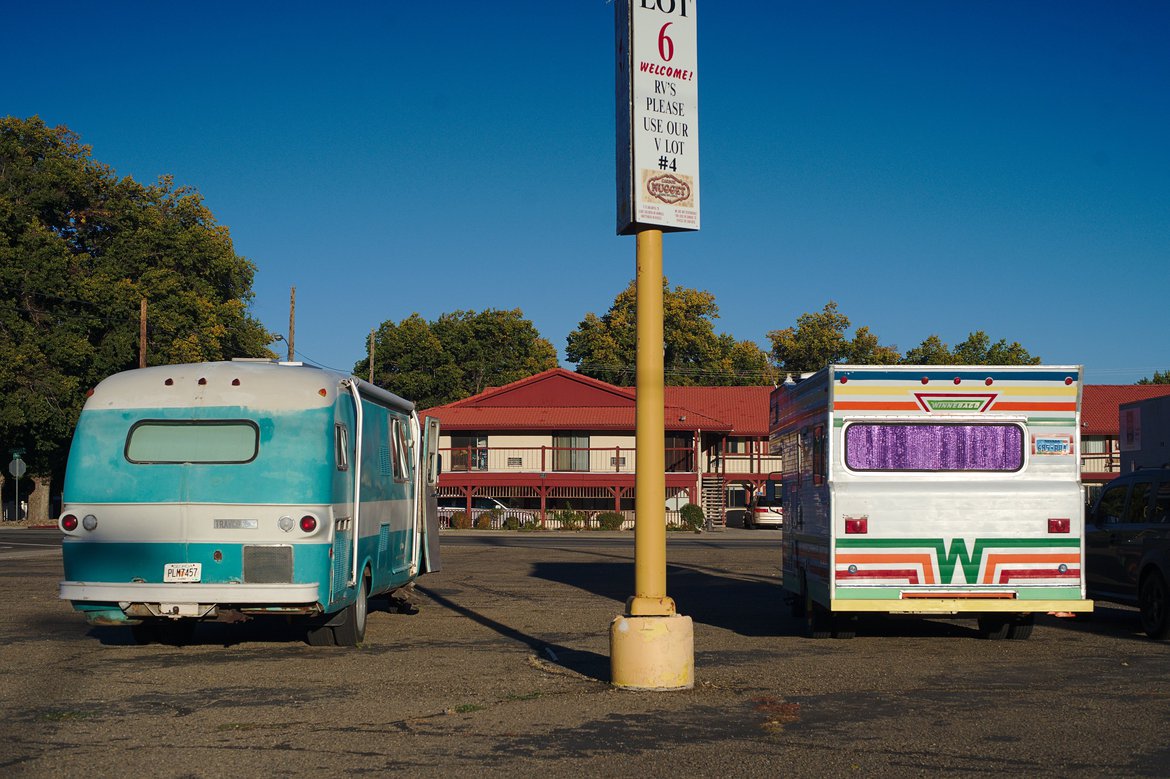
844, 517, 868, 534
61, 514, 78, 532
300, 515, 318, 533
1048, 518, 1070, 534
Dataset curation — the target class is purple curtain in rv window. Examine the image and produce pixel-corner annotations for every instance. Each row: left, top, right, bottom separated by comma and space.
844, 423, 1024, 472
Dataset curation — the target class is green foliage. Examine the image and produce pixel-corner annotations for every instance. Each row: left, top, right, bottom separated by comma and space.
502, 515, 521, 531
902, 331, 1040, 366
1137, 370, 1170, 385
679, 503, 705, 531
567, 278, 774, 386
767, 301, 899, 374
595, 511, 626, 531
768, 301, 1041, 374
358, 309, 557, 408
0, 117, 271, 480
553, 507, 585, 531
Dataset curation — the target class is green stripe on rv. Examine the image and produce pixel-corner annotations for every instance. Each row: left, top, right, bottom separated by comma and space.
833, 587, 1085, 600
836, 537, 1080, 584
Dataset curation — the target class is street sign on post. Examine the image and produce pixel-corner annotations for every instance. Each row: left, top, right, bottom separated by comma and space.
616, 0, 700, 235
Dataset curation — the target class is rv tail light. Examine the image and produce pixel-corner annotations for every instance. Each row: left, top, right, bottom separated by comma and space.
844, 517, 868, 534
300, 515, 318, 533
82, 514, 98, 531
1048, 518, 1070, 534
61, 514, 79, 532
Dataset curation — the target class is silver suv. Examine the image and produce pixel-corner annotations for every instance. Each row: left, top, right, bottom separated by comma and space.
1086, 467, 1170, 639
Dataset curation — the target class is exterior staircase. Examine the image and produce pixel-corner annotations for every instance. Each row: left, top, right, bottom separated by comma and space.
701, 476, 726, 530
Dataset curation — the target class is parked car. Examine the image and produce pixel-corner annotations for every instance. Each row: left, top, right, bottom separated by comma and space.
746, 497, 783, 529
437, 496, 534, 527
1085, 467, 1170, 639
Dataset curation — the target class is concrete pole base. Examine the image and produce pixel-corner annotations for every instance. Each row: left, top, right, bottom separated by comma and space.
609, 614, 695, 691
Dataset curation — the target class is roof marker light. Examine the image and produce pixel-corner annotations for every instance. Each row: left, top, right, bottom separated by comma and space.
165, 378, 174, 386
953, 377, 962, 385
198, 377, 207, 385
318, 388, 328, 397
1065, 377, 1074, 385
232, 378, 241, 386
840, 376, 848, 384
985, 377, 994, 386
921, 377, 930, 385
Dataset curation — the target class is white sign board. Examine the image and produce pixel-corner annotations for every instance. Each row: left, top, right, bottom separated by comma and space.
616, 0, 700, 235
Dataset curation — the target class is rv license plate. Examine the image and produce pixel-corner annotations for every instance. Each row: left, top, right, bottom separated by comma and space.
164, 563, 202, 583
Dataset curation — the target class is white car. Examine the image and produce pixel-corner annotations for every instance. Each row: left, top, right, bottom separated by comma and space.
746, 499, 783, 529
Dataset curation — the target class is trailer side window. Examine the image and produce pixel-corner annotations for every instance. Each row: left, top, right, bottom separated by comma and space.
844, 423, 1024, 472
126, 420, 258, 464
335, 424, 349, 471
390, 418, 409, 482
812, 425, 826, 485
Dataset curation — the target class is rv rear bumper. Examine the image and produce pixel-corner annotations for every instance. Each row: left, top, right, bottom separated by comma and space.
60, 580, 321, 605
832, 598, 1094, 614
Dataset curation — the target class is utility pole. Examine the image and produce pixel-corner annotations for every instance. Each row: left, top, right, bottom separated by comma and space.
288, 286, 296, 362
368, 330, 375, 384
139, 298, 147, 368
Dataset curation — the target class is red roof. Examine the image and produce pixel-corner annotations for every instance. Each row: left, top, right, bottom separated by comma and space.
1082, 385, 1170, 435
422, 368, 769, 435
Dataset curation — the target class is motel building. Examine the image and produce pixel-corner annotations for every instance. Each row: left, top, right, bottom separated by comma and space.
421, 368, 779, 529
419, 369, 1170, 529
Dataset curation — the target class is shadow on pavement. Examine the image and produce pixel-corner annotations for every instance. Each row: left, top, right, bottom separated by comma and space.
415, 584, 610, 683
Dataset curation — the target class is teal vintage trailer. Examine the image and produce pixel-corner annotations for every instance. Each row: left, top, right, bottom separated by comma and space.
58, 360, 441, 645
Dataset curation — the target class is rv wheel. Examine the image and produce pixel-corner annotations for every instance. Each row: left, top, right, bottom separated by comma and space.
333, 574, 369, 647
1139, 571, 1170, 640
807, 604, 834, 640
1006, 616, 1034, 640
305, 623, 336, 646
977, 617, 1010, 640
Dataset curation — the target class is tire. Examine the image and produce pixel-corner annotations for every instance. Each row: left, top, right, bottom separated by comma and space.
978, 616, 1010, 640
1007, 616, 1034, 641
1139, 571, 1170, 640
807, 603, 833, 639
832, 614, 857, 640
332, 574, 369, 647
130, 622, 156, 645
305, 624, 336, 646
155, 619, 197, 646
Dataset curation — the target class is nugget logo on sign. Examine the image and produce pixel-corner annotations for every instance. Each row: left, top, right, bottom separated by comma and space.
646, 173, 690, 204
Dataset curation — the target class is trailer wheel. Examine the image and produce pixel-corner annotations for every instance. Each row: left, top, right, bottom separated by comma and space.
1006, 616, 1034, 640
832, 614, 857, 640
1139, 571, 1170, 640
977, 617, 1010, 640
333, 573, 369, 647
305, 623, 336, 646
807, 604, 834, 639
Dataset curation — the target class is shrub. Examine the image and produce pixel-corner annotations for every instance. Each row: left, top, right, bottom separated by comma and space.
518, 518, 539, 532
502, 515, 520, 531
451, 511, 472, 530
554, 508, 585, 531
595, 511, 626, 531
473, 510, 497, 530
679, 503, 705, 532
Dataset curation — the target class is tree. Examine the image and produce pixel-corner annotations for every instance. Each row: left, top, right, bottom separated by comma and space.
0, 117, 271, 513
767, 301, 900, 374
566, 279, 774, 386
357, 308, 557, 408
903, 331, 1041, 366
1137, 371, 1170, 385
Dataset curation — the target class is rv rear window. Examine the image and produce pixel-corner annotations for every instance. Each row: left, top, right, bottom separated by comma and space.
126, 421, 259, 464
844, 423, 1024, 472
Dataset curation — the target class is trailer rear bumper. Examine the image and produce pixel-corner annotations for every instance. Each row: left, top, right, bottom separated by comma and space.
832, 598, 1093, 614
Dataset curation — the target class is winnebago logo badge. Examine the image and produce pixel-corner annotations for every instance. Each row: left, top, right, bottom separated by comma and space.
644, 173, 693, 206
914, 393, 997, 413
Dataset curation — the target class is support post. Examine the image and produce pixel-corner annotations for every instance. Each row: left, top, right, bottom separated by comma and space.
609, 228, 694, 691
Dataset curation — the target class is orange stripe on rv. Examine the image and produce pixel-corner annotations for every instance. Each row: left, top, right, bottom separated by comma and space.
981, 553, 1079, 584
833, 401, 920, 411
836, 553, 936, 584
991, 402, 1077, 412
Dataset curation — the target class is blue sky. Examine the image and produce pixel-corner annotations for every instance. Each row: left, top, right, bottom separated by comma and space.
4, 1, 1167, 384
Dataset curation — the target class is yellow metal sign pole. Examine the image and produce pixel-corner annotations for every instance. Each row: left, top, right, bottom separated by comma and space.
609, 227, 694, 691
629, 228, 673, 617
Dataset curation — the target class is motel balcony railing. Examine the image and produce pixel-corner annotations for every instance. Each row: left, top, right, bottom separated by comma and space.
440, 446, 782, 476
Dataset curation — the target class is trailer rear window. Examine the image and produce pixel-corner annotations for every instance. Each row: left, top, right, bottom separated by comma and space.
126, 421, 259, 464
844, 423, 1024, 472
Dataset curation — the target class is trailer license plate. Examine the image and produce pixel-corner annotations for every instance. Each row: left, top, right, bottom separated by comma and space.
164, 563, 202, 583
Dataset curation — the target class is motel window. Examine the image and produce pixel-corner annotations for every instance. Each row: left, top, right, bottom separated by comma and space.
126, 420, 259, 464
844, 423, 1024, 473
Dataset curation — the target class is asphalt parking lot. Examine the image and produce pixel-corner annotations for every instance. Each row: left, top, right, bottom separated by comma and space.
1, 528, 1168, 777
